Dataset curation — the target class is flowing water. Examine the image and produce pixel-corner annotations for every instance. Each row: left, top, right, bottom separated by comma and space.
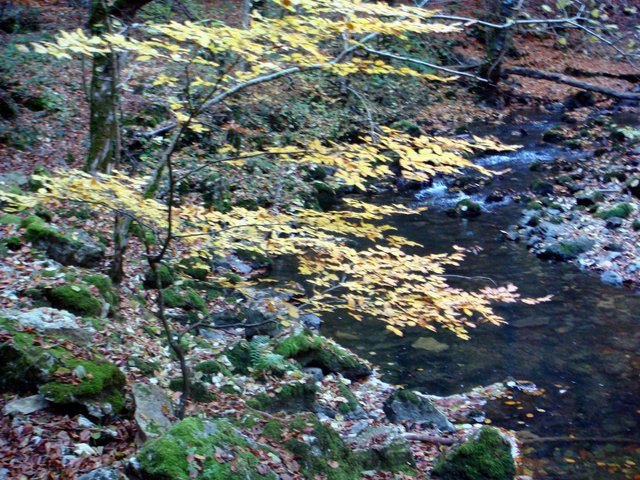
306, 115, 640, 479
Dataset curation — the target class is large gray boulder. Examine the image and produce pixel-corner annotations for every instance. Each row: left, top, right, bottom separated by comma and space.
2, 307, 96, 345
132, 383, 174, 443
383, 389, 455, 433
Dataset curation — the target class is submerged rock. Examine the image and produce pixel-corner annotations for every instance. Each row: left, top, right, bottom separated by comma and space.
431, 427, 516, 480
453, 199, 482, 218
412, 336, 450, 353
383, 389, 455, 433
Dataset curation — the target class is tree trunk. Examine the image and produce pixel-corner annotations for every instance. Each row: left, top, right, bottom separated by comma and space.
479, 0, 518, 86
87, 49, 120, 174
86, 0, 152, 174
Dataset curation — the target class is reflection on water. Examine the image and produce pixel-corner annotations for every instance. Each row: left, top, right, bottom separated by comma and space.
314, 122, 640, 478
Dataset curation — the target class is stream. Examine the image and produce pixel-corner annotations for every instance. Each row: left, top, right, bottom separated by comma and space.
307, 114, 640, 479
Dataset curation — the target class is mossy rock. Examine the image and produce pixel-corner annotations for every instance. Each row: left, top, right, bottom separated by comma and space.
349, 425, 416, 474
626, 176, 640, 199
19, 214, 44, 228
312, 181, 339, 211
274, 331, 372, 380
83, 274, 119, 310
525, 201, 543, 211
178, 257, 210, 281
337, 383, 360, 415
432, 427, 516, 480
45, 285, 102, 317
23, 223, 104, 268
162, 287, 206, 311
39, 358, 126, 415
248, 380, 318, 413
0, 213, 21, 225
225, 337, 297, 377
632, 219, 640, 231
575, 190, 603, 207
168, 378, 215, 403
537, 238, 595, 261
596, 203, 633, 220
284, 413, 361, 480
136, 417, 279, 480
0, 317, 62, 393
195, 360, 232, 378
0, 318, 125, 416
143, 264, 175, 289
530, 179, 554, 196
453, 199, 482, 218
5, 235, 22, 251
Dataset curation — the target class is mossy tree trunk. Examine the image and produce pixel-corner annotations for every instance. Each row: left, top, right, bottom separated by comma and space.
86, 0, 152, 174
479, 0, 518, 88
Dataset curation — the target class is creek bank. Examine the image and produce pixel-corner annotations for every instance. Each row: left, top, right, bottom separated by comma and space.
512, 119, 640, 288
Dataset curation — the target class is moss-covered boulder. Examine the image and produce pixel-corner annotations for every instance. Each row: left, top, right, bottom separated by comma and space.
530, 179, 554, 196
83, 274, 119, 310
575, 190, 604, 207
225, 337, 297, 377
431, 427, 516, 480
136, 417, 279, 480
347, 425, 416, 474
274, 331, 372, 380
45, 285, 102, 317
453, 199, 482, 218
0, 317, 125, 417
39, 357, 126, 417
195, 359, 232, 379
177, 257, 210, 281
383, 389, 455, 433
24, 223, 105, 268
284, 414, 361, 480
312, 181, 338, 211
162, 287, 206, 311
143, 264, 175, 289
248, 380, 318, 414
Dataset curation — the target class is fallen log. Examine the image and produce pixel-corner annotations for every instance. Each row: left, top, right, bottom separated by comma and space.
504, 67, 640, 101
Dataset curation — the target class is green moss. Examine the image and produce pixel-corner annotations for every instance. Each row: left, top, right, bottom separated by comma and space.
39, 357, 125, 413
454, 199, 482, 218
19, 214, 45, 229
144, 264, 175, 289
162, 287, 206, 311
248, 381, 318, 413
284, 414, 360, 480
45, 285, 102, 317
23, 222, 64, 244
632, 219, 640, 231
5, 236, 22, 251
195, 360, 231, 377
274, 332, 371, 380
337, 383, 359, 414
432, 427, 516, 480
83, 274, 119, 309
225, 340, 252, 374
137, 417, 277, 480
168, 378, 215, 402
0, 213, 21, 225
262, 420, 284, 441
596, 203, 633, 219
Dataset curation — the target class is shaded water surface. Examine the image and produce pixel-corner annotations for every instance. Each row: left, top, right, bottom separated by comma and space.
300, 116, 640, 478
